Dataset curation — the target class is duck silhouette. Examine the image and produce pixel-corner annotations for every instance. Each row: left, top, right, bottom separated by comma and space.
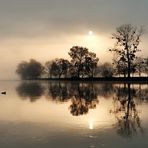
1, 91, 6, 95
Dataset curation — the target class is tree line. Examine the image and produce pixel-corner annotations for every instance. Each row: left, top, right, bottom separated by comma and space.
16, 24, 148, 79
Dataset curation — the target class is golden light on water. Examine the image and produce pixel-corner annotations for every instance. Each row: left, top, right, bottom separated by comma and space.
89, 119, 94, 130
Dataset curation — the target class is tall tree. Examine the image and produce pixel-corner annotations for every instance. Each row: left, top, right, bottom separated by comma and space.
109, 24, 144, 78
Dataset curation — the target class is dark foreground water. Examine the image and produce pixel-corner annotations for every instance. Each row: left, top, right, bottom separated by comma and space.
0, 81, 148, 148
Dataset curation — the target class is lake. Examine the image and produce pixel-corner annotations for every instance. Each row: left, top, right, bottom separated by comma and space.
0, 81, 148, 148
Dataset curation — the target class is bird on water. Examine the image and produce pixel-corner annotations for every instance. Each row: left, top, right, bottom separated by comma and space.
1, 91, 6, 95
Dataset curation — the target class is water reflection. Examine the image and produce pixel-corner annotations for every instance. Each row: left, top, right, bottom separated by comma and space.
69, 83, 99, 116
17, 82, 100, 115
97, 83, 114, 99
16, 82, 148, 115
16, 82, 45, 102
110, 84, 145, 137
46, 82, 72, 102
16, 81, 148, 138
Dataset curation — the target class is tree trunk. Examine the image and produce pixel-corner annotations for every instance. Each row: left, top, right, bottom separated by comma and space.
126, 42, 131, 78
126, 83, 131, 120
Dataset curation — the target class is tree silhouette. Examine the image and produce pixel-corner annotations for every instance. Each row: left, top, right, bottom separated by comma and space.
69, 46, 99, 78
134, 57, 145, 77
50, 59, 70, 78
44, 60, 53, 78
83, 52, 99, 77
110, 24, 144, 78
16, 59, 44, 79
98, 63, 113, 77
113, 58, 128, 77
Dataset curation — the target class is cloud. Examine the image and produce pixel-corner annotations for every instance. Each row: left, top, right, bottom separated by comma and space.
0, 0, 148, 38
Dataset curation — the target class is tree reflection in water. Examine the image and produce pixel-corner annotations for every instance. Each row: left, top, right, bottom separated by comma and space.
46, 82, 72, 102
16, 81, 148, 126
16, 82, 45, 102
69, 83, 99, 116
97, 83, 114, 99
110, 84, 145, 138
135, 84, 148, 103
47, 82, 99, 115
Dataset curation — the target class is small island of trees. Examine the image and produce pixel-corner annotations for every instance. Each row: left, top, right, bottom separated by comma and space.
16, 24, 148, 81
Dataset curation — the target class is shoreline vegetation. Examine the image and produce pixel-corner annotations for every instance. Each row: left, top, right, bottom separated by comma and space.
16, 24, 148, 81
32, 77, 148, 83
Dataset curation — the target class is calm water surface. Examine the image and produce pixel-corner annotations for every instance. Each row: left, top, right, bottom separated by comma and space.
0, 81, 148, 148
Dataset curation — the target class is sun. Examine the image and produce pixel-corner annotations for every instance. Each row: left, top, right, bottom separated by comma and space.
88, 30, 93, 36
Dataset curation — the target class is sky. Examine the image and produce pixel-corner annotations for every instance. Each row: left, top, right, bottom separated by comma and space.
0, 0, 148, 80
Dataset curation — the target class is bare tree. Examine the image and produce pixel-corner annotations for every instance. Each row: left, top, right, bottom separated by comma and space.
109, 24, 144, 78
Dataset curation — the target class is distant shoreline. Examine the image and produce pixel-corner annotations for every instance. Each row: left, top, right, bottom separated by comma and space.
32, 77, 148, 83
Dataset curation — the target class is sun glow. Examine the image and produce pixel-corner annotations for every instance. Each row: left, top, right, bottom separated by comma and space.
74, 31, 113, 62
88, 30, 93, 36
83, 31, 100, 50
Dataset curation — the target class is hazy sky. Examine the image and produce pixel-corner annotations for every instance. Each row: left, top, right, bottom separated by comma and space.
0, 0, 148, 79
